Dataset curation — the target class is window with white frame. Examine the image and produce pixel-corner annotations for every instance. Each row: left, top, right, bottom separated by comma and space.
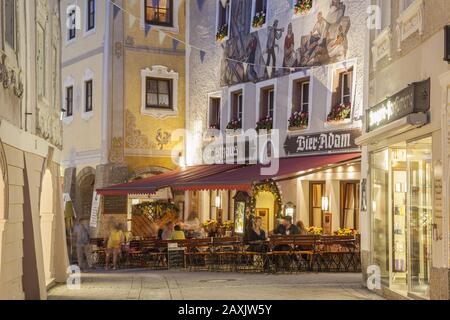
86, 0, 95, 31
293, 78, 310, 113
209, 97, 221, 130
377, 0, 391, 32
85, 80, 93, 112
4, 0, 16, 50
141, 66, 178, 118
216, 0, 230, 41
328, 67, 353, 122
68, 7, 76, 40
251, 0, 267, 30
65, 86, 74, 117
230, 90, 243, 129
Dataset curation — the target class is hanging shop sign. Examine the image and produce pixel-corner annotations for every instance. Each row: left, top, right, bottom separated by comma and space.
367, 78, 430, 132
90, 192, 101, 228
284, 129, 361, 156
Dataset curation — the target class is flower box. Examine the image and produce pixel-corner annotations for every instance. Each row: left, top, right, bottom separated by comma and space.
256, 116, 273, 131
226, 118, 242, 131
288, 111, 309, 129
252, 11, 266, 29
294, 0, 313, 16
216, 24, 229, 42
327, 102, 351, 122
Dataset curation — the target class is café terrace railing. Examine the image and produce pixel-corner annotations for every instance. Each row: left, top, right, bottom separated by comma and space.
88, 234, 361, 274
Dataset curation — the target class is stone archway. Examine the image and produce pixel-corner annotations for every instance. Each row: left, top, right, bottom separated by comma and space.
39, 169, 55, 285
76, 167, 96, 221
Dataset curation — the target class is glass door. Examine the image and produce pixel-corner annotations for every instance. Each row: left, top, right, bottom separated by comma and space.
407, 137, 432, 298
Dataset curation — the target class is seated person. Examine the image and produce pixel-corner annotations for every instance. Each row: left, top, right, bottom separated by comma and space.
273, 216, 300, 236
247, 217, 268, 253
170, 225, 186, 240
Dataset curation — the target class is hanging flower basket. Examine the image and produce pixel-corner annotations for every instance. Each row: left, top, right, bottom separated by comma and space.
327, 102, 352, 123
256, 116, 273, 131
252, 11, 266, 29
288, 111, 309, 130
294, 0, 313, 16
216, 24, 229, 42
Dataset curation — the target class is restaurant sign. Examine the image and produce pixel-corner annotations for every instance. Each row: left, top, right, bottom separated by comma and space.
367, 79, 430, 132
284, 129, 360, 156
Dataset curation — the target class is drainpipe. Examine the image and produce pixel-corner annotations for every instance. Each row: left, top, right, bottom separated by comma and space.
101, 0, 112, 165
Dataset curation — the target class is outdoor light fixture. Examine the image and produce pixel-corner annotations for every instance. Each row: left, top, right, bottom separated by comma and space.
284, 202, 296, 218
215, 195, 222, 209
131, 199, 140, 206
321, 196, 329, 212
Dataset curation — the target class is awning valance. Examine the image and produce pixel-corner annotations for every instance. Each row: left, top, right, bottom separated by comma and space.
96, 164, 243, 196
173, 153, 361, 191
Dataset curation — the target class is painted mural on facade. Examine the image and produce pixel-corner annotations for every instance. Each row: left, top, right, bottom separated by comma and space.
220, 0, 351, 86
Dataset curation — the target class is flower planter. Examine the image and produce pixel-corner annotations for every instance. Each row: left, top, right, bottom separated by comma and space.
294, 0, 313, 16
288, 125, 308, 131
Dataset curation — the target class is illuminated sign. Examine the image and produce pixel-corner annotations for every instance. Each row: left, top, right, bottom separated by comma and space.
367, 79, 430, 132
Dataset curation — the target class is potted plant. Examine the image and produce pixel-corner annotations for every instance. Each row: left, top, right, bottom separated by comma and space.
335, 228, 359, 237
252, 11, 266, 29
294, 0, 313, 16
226, 118, 242, 131
327, 102, 352, 123
216, 24, 229, 42
222, 221, 235, 237
288, 111, 309, 130
307, 226, 324, 235
256, 116, 273, 132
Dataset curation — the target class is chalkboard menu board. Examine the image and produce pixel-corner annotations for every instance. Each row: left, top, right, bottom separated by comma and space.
168, 247, 185, 269
103, 195, 127, 214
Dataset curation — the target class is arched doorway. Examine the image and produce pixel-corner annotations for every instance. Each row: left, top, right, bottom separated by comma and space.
250, 181, 282, 233
76, 168, 96, 220
39, 169, 55, 285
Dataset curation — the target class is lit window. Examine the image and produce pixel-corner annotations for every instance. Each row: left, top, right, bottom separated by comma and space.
145, 0, 173, 26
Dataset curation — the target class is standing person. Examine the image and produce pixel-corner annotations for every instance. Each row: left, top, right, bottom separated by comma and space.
105, 222, 124, 270
283, 23, 296, 68
73, 219, 92, 270
265, 20, 284, 71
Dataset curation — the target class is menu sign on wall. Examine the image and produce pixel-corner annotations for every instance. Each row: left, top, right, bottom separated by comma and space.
284, 129, 360, 156
367, 79, 430, 132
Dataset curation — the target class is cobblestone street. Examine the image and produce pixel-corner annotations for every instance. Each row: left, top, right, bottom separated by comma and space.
48, 271, 383, 300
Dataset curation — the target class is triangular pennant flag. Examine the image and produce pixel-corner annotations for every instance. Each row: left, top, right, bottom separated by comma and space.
113, 4, 120, 18
200, 50, 206, 63
145, 24, 152, 37
197, 0, 206, 11
159, 30, 166, 44
129, 15, 137, 29
220, 0, 228, 8
243, 62, 248, 75
267, 66, 273, 78
172, 38, 179, 51
289, 67, 295, 73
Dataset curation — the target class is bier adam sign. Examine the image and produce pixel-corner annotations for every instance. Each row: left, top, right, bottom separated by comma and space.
284, 130, 360, 156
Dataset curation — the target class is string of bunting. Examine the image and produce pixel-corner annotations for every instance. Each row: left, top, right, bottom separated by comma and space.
107, 0, 357, 72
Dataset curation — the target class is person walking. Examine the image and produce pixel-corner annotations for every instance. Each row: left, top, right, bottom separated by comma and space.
105, 222, 124, 270
73, 219, 92, 270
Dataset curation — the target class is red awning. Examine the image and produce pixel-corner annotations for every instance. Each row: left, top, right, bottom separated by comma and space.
172, 153, 361, 191
96, 164, 243, 196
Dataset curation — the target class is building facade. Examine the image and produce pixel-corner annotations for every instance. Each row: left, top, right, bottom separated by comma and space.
358, 0, 450, 300
60, 0, 187, 239
0, 0, 68, 300
186, 0, 368, 234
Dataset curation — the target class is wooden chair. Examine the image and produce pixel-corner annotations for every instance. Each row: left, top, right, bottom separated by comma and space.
266, 237, 296, 273
185, 238, 213, 271
292, 235, 320, 272
317, 236, 357, 272
237, 240, 269, 273
212, 237, 241, 272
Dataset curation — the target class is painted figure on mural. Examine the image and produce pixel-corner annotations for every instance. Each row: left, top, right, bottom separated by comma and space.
303, 11, 328, 64
283, 23, 296, 70
265, 20, 285, 76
